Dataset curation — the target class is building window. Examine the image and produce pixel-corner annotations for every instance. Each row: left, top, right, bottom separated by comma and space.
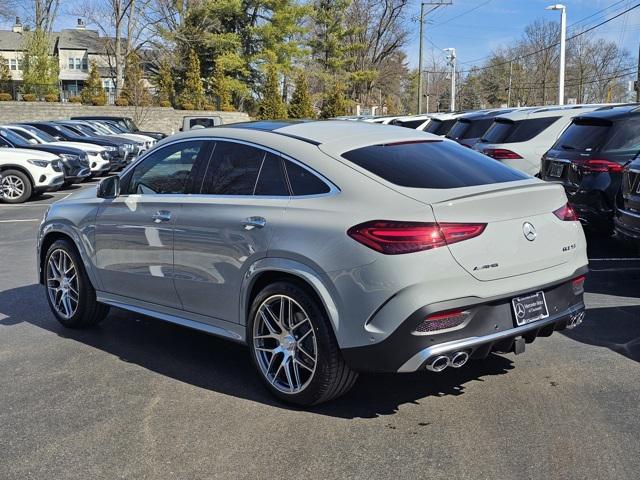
67, 58, 86, 70
10, 59, 17, 70
68, 58, 74, 69
82, 58, 88, 70
75, 58, 81, 70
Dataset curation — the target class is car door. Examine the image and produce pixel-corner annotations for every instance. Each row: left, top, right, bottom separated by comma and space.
93, 139, 212, 308
173, 140, 290, 323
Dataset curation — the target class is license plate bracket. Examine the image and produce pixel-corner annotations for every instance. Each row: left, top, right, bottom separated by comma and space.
548, 162, 564, 178
511, 291, 549, 326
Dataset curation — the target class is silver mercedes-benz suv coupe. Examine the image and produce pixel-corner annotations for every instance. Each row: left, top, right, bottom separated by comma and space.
38, 120, 588, 405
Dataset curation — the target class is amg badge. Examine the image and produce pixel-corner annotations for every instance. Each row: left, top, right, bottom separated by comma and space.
473, 263, 498, 271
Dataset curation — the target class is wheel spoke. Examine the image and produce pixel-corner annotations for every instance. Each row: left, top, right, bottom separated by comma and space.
260, 310, 280, 335
294, 358, 314, 373
298, 344, 316, 363
264, 304, 283, 331
292, 358, 301, 388
297, 328, 312, 343
271, 359, 285, 386
290, 313, 309, 331
283, 356, 295, 391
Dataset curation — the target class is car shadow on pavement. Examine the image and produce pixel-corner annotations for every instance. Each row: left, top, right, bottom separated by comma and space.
1, 284, 517, 418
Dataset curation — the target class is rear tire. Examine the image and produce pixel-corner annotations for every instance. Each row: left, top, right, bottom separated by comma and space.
44, 239, 109, 328
1, 169, 32, 203
248, 281, 358, 406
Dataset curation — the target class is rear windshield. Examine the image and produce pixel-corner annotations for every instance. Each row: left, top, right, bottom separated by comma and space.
552, 120, 611, 152
393, 119, 426, 129
602, 118, 640, 154
341, 140, 528, 189
446, 120, 469, 139
448, 118, 495, 140
482, 117, 560, 144
424, 119, 457, 135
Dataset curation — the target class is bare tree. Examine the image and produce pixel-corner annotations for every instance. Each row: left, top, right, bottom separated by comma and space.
2, 0, 59, 32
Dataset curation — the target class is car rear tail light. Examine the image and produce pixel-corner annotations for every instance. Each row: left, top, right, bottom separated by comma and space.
415, 309, 471, 333
483, 148, 523, 160
347, 221, 486, 255
572, 159, 624, 173
553, 203, 579, 221
571, 275, 586, 295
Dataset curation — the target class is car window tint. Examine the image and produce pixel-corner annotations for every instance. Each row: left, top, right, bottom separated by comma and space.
206, 141, 264, 195
465, 118, 495, 139
482, 120, 515, 143
284, 160, 331, 195
447, 120, 469, 139
127, 140, 204, 194
552, 121, 611, 152
395, 119, 426, 129
603, 118, 640, 153
508, 117, 560, 142
342, 140, 527, 189
254, 153, 289, 196
425, 119, 456, 135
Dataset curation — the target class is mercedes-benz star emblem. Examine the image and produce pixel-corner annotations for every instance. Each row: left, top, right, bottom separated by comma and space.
515, 303, 526, 319
523, 222, 537, 241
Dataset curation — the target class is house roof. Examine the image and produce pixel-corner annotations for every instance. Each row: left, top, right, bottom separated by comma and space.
0, 30, 56, 53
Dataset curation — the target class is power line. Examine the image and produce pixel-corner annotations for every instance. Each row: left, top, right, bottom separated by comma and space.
429, 0, 493, 30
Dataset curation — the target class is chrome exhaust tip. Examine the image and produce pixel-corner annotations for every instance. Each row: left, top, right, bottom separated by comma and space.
566, 311, 585, 329
426, 355, 450, 372
450, 351, 469, 368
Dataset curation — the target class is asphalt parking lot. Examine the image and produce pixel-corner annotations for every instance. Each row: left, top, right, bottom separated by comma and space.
1, 181, 639, 480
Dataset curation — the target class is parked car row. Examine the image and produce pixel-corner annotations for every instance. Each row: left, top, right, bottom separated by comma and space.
0, 116, 165, 203
352, 103, 640, 244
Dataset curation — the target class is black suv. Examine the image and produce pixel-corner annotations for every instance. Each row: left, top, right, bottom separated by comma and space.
541, 105, 640, 234
615, 154, 640, 243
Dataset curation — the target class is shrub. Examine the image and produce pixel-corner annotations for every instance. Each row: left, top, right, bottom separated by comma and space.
159, 100, 171, 108
115, 97, 129, 107
91, 96, 107, 106
44, 94, 58, 102
69, 95, 82, 103
204, 103, 216, 111
23, 94, 37, 102
0, 93, 12, 101
180, 102, 194, 110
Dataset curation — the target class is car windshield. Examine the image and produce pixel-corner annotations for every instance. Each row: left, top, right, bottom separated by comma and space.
90, 123, 113, 135
106, 122, 126, 133
124, 118, 138, 131
21, 125, 58, 143
0, 127, 30, 147
342, 140, 527, 188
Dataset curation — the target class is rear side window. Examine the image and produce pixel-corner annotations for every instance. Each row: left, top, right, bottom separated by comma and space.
483, 117, 560, 143
552, 120, 611, 152
394, 119, 425, 129
342, 140, 527, 189
254, 154, 289, 196
446, 120, 469, 139
206, 141, 264, 195
465, 118, 495, 139
603, 118, 640, 154
425, 119, 456, 135
284, 161, 331, 195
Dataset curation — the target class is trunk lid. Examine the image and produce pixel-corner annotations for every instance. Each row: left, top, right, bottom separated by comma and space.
427, 182, 573, 281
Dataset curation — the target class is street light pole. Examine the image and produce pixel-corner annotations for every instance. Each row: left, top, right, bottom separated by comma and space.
418, 2, 425, 114
444, 48, 456, 112
546, 4, 566, 105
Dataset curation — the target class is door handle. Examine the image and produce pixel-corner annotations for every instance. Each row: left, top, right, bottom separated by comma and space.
152, 210, 172, 223
242, 216, 267, 230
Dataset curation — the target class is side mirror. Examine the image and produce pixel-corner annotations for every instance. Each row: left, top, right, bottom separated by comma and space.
28, 138, 38, 144
97, 175, 120, 199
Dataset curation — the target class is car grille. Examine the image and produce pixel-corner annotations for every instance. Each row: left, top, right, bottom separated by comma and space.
623, 169, 640, 196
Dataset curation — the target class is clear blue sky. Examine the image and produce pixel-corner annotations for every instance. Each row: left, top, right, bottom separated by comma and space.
405, 0, 640, 68
1, 0, 639, 71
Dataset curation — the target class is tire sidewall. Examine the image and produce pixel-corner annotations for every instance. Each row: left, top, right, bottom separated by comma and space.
247, 281, 337, 405
44, 239, 92, 327
1, 170, 32, 204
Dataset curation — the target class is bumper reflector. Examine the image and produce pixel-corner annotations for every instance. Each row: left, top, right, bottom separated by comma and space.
415, 309, 470, 333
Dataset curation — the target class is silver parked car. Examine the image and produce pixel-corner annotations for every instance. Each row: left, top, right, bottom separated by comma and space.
38, 120, 588, 405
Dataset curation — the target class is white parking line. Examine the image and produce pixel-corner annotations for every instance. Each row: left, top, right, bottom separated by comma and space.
0, 218, 40, 223
0, 204, 50, 207
589, 258, 640, 261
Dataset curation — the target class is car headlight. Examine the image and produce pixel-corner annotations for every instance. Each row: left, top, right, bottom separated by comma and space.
27, 159, 51, 168
59, 153, 79, 162
105, 146, 117, 152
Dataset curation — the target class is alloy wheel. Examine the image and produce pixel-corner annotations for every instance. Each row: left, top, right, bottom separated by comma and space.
46, 249, 79, 319
1, 175, 25, 200
253, 295, 318, 394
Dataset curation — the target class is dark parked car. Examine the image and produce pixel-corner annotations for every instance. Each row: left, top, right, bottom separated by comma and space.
22, 121, 132, 170
615, 154, 640, 244
446, 109, 516, 148
0, 126, 90, 186
70, 115, 166, 139
541, 105, 640, 234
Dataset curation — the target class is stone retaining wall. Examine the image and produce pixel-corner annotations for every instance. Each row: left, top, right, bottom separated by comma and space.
0, 102, 250, 134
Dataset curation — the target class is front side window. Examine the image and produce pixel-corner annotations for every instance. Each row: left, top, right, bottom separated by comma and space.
126, 140, 205, 194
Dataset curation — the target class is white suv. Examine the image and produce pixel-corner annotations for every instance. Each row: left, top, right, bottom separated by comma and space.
0, 149, 64, 203
473, 104, 615, 175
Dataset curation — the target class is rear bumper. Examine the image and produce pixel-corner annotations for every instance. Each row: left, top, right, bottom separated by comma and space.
566, 190, 613, 230
341, 267, 587, 373
614, 207, 640, 240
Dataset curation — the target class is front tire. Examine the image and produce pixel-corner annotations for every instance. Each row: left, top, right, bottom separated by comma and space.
1, 169, 32, 203
248, 281, 358, 405
44, 239, 109, 328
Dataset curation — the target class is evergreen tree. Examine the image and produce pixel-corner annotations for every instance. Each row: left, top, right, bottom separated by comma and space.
320, 80, 349, 118
211, 53, 246, 112
123, 51, 151, 106
258, 63, 288, 119
0, 57, 11, 94
81, 61, 106, 105
155, 58, 175, 106
177, 50, 205, 109
288, 70, 315, 118
22, 30, 59, 97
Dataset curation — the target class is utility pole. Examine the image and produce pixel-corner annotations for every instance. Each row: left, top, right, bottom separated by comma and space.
507, 61, 513, 107
417, 1, 452, 114
636, 42, 639, 103
444, 48, 456, 112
